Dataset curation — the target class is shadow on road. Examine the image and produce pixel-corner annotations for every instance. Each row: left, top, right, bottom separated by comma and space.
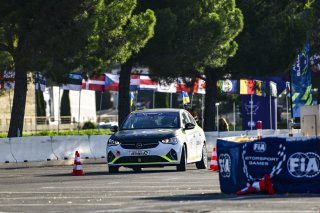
139, 192, 320, 201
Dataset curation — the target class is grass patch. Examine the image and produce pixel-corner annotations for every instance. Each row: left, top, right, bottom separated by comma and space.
0, 129, 112, 138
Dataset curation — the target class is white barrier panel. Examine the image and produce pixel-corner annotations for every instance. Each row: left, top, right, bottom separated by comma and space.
51, 136, 93, 160
10, 136, 54, 162
88, 135, 109, 159
0, 138, 16, 163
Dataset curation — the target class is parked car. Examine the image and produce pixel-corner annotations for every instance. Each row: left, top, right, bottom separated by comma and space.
106, 108, 207, 173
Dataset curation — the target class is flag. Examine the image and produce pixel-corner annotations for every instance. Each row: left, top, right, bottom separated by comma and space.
130, 74, 140, 91
35, 72, 46, 91
139, 75, 157, 90
286, 81, 291, 97
254, 80, 264, 96
1, 71, 15, 90
130, 91, 135, 107
240, 79, 254, 95
157, 79, 177, 93
194, 77, 206, 94
217, 79, 238, 94
61, 73, 82, 91
269, 81, 277, 97
176, 78, 192, 93
105, 73, 119, 91
82, 74, 105, 91
182, 91, 190, 104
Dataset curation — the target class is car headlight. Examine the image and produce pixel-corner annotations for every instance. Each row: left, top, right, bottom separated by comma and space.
108, 138, 121, 146
160, 137, 179, 144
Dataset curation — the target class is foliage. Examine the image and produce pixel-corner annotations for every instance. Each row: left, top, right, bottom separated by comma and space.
227, 0, 320, 77
60, 90, 71, 124
82, 121, 96, 130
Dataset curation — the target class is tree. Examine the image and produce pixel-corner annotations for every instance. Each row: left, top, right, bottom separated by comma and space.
136, 0, 243, 131
227, 0, 320, 77
0, 0, 94, 137
0, 0, 155, 136
60, 90, 71, 124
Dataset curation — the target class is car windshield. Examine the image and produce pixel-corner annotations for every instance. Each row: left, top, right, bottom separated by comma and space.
121, 112, 180, 130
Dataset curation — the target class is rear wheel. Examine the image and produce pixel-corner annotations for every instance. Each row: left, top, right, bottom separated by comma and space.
108, 165, 119, 173
196, 144, 208, 169
177, 145, 187, 171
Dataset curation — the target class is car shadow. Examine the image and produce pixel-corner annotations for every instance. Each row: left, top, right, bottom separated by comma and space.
139, 192, 320, 201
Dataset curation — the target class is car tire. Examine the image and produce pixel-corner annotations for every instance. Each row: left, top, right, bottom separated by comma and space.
177, 145, 187, 171
132, 166, 142, 172
196, 144, 208, 169
108, 165, 119, 173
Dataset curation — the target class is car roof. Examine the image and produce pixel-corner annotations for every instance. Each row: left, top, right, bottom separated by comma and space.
131, 108, 183, 114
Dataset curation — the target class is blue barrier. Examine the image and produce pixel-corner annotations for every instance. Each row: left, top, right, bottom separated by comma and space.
217, 136, 320, 194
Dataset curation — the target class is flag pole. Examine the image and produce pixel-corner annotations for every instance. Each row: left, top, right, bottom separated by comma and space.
152, 90, 155, 108
58, 86, 60, 134
270, 95, 272, 129
250, 94, 253, 131
78, 90, 81, 134
201, 94, 204, 128
34, 73, 37, 133
233, 101, 236, 131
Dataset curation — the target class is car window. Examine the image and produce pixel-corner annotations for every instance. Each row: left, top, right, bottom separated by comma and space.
181, 112, 190, 127
186, 112, 196, 125
121, 112, 179, 129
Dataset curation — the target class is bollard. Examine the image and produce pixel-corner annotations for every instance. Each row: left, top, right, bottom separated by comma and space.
256, 121, 262, 139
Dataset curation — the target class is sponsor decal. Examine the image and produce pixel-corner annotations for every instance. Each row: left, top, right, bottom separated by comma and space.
287, 152, 320, 178
253, 142, 267, 153
219, 154, 231, 178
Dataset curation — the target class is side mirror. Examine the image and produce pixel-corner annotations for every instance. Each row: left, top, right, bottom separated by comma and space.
110, 125, 118, 132
184, 123, 195, 130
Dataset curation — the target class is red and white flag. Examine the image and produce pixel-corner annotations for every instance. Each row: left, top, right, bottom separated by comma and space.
139, 75, 157, 90
82, 74, 105, 91
157, 79, 177, 93
130, 74, 140, 91
176, 77, 192, 93
105, 73, 119, 91
194, 77, 206, 94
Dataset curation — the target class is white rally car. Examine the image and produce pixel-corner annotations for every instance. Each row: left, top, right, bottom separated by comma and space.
107, 108, 207, 173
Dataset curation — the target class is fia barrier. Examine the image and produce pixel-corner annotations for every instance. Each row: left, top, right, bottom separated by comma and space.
88, 135, 109, 159
51, 136, 94, 160
10, 136, 54, 162
0, 138, 16, 163
217, 136, 320, 194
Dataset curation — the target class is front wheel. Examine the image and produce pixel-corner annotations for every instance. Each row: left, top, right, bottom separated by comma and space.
177, 145, 187, 171
108, 165, 119, 173
196, 144, 208, 169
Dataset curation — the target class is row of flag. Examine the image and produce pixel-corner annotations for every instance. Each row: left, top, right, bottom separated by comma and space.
60, 73, 207, 94
217, 79, 280, 97
2, 71, 282, 98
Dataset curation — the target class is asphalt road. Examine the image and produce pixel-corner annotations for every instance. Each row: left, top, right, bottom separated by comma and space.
0, 162, 319, 213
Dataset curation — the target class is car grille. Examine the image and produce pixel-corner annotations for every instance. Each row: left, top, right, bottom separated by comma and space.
120, 140, 159, 149
115, 156, 167, 164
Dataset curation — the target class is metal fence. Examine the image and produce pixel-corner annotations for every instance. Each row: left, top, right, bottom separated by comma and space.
0, 115, 118, 133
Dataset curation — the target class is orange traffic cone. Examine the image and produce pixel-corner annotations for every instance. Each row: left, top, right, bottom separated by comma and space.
236, 174, 275, 196
72, 151, 85, 176
209, 147, 219, 171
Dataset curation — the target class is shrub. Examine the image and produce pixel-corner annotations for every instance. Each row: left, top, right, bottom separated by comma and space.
82, 121, 96, 130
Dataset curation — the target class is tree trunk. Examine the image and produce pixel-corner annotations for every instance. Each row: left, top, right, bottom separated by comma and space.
8, 63, 27, 137
118, 61, 132, 126
203, 68, 217, 131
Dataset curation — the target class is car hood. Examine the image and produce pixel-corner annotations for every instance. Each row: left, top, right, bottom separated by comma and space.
113, 129, 179, 140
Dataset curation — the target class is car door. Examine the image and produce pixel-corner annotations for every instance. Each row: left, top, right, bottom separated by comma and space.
186, 112, 204, 160
181, 112, 197, 162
